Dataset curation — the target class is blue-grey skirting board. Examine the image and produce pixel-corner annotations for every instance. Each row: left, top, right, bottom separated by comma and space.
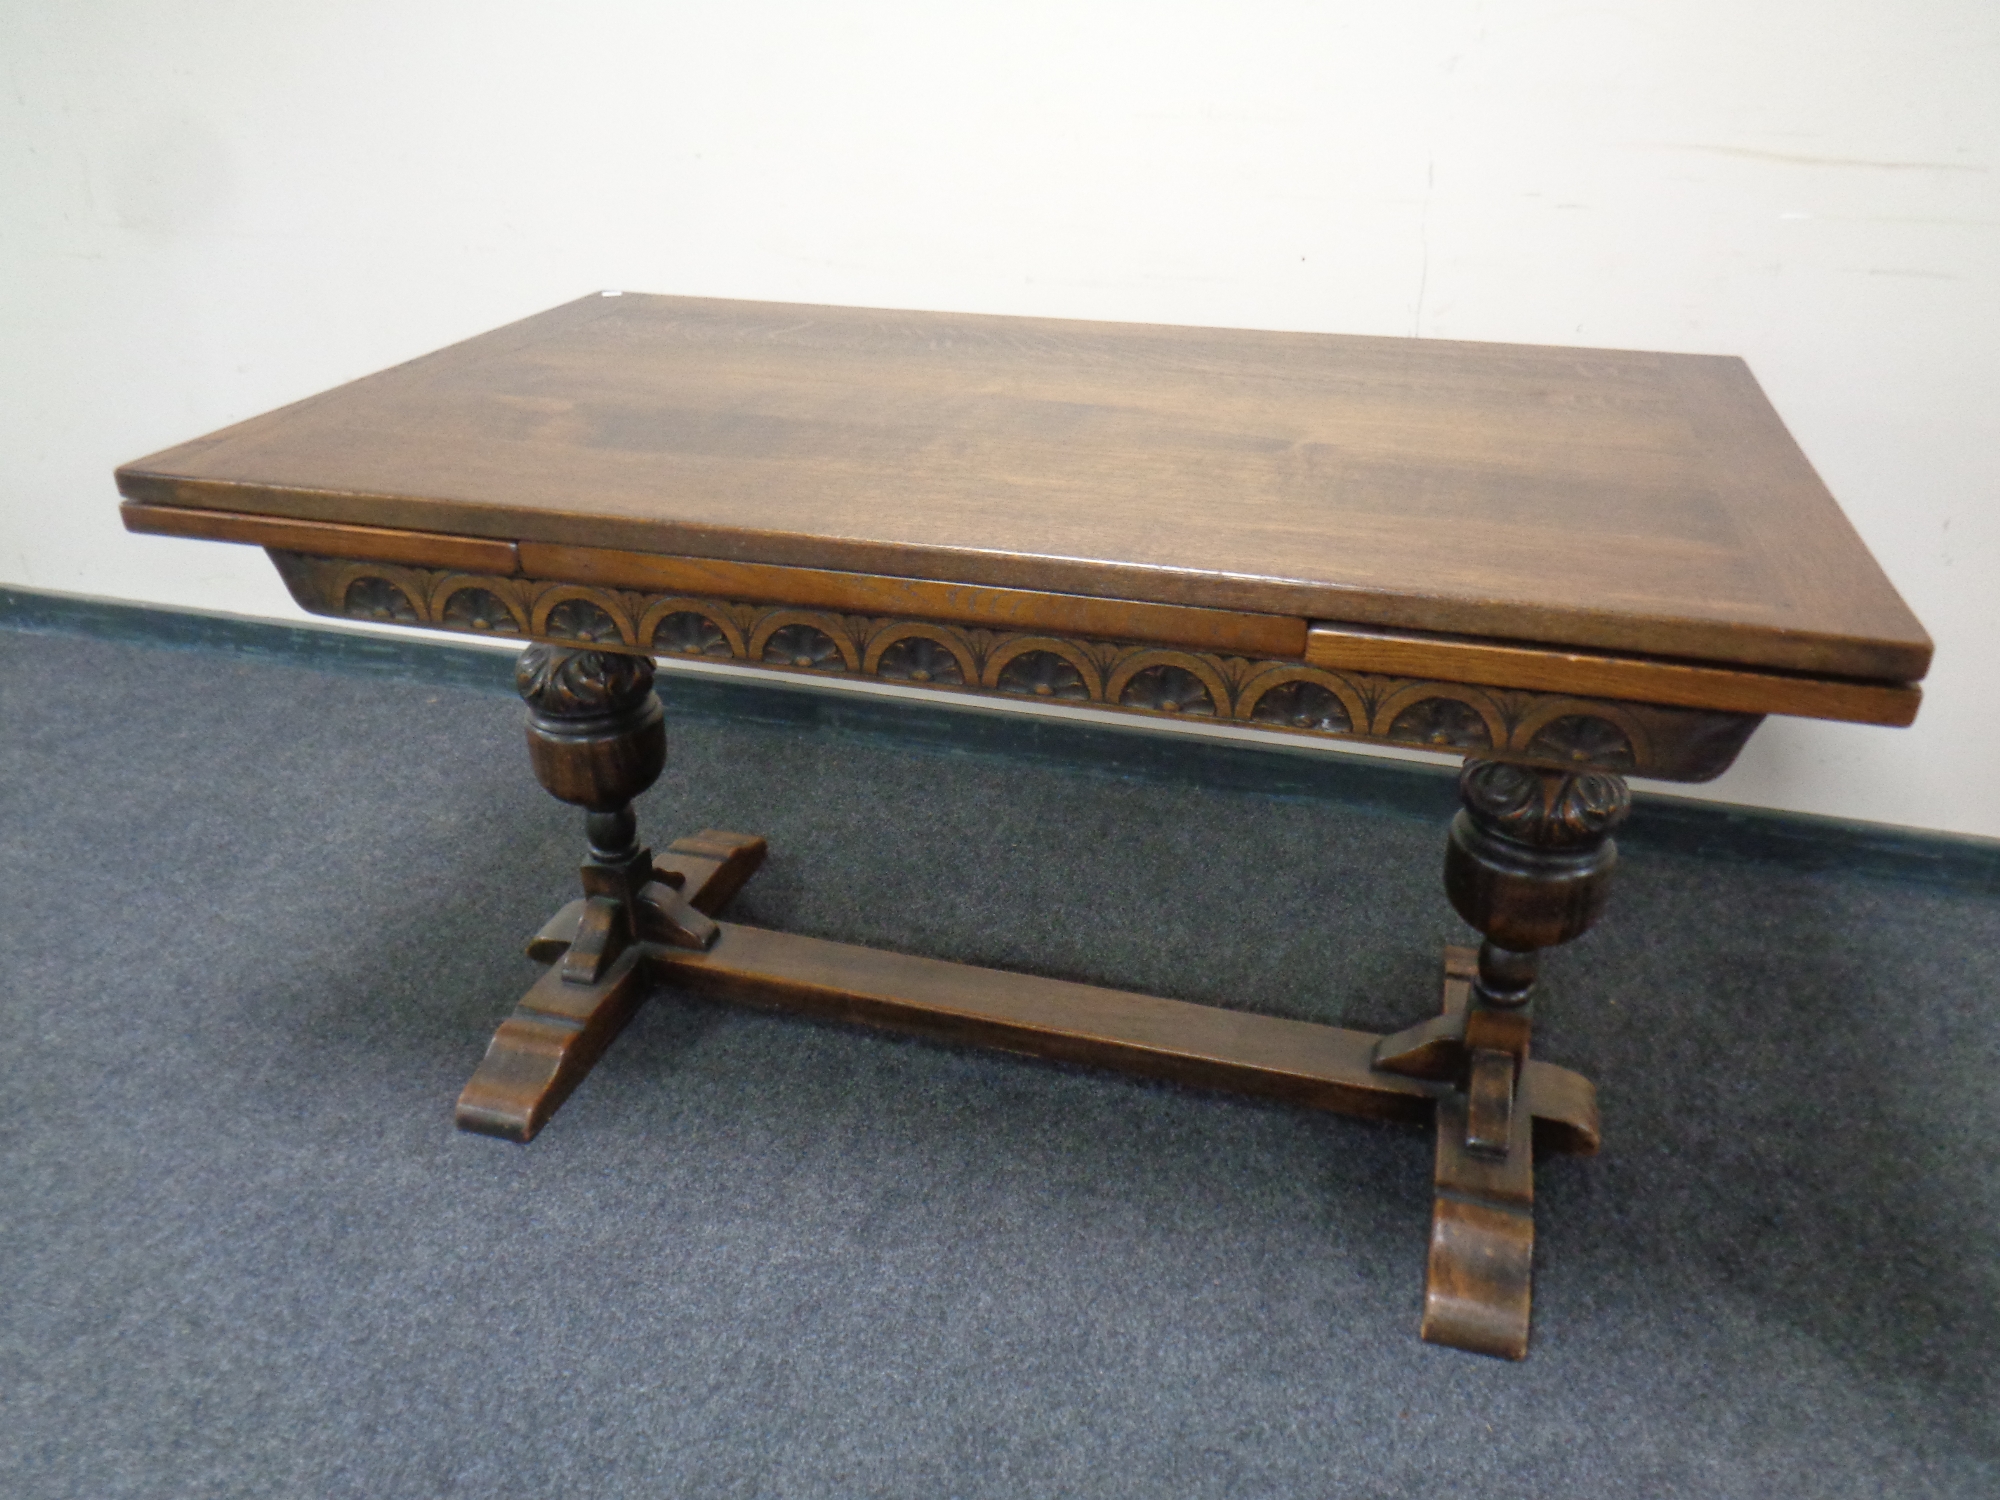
3, 583, 1996, 1499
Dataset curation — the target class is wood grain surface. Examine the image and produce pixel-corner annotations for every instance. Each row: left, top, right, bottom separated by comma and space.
120, 501, 1301, 655
115, 292, 1930, 682
119, 501, 522, 574
652, 920, 1601, 1153
1305, 622, 1919, 726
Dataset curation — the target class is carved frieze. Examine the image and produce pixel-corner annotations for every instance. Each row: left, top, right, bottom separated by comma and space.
268, 551, 1762, 781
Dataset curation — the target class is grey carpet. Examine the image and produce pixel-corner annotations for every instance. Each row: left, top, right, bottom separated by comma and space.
2, 626, 1994, 1499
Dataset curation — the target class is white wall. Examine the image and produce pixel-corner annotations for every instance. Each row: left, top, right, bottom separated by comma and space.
4, 2, 1996, 835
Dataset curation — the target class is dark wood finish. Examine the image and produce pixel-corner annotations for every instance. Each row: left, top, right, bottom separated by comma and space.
521, 541, 1307, 658
560, 896, 627, 986
1425, 1087, 1537, 1360
494, 894, 1602, 1157
527, 838, 768, 964
120, 500, 522, 574
1378, 945, 1541, 1359
457, 647, 739, 1142
121, 297, 1936, 1361
117, 292, 1930, 684
516, 645, 666, 811
478, 869, 1599, 1355
1306, 622, 1919, 727
267, 549, 1766, 782
318, 610, 1666, 1362
455, 947, 653, 1141
1399, 763, 1635, 1358
456, 830, 769, 1141
120, 499, 1302, 658
650, 923, 1596, 1151
1464, 1050, 1518, 1157
1444, 761, 1630, 968
462, 826, 1605, 1162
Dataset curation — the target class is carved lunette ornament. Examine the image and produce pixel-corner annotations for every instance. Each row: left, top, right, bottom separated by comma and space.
268, 550, 1763, 782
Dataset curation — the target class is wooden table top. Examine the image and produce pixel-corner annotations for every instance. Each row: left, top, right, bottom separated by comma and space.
117, 293, 1928, 687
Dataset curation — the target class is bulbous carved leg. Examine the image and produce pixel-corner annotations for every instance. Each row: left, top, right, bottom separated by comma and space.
1409, 759, 1630, 1358
519, 643, 670, 982
455, 644, 764, 1142
512, 643, 723, 965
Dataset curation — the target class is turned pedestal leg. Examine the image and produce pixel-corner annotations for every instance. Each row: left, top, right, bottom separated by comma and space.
455, 644, 763, 1142
1393, 759, 1630, 1358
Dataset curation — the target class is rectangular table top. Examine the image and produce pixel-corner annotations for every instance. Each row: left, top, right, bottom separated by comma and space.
117, 293, 1929, 688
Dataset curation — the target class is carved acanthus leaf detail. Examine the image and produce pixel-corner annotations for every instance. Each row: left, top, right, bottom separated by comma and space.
1458, 760, 1631, 848
516, 643, 656, 721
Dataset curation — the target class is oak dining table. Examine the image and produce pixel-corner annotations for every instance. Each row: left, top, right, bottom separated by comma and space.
117, 292, 1930, 1358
